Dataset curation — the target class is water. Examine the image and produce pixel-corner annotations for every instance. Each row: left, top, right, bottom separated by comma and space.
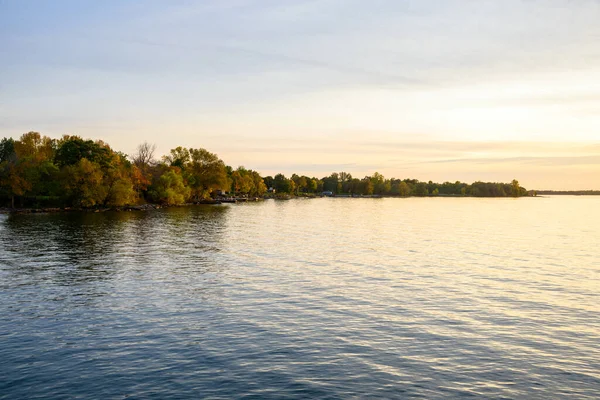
1, 197, 599, 399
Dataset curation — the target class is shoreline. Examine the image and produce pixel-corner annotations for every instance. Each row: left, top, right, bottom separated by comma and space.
0, 194, 546, 215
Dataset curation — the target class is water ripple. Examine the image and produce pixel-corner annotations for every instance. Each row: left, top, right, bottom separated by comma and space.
1, 198, 599, 399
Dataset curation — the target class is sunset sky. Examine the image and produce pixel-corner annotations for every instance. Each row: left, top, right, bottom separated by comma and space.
1, 0, 599, 189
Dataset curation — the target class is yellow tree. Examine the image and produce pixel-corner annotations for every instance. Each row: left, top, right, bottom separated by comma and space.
60, 158, 106, 207
148, 168, 190, 205
102, 153, 137, 206
186, 148, 228, 200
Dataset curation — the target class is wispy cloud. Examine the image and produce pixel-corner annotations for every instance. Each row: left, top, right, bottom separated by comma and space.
430, 155, 600, 166
1, 0, 600, 189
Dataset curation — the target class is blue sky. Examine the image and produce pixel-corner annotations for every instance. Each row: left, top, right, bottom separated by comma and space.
1, 0, 599, 189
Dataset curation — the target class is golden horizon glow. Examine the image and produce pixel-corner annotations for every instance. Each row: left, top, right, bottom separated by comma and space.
1, 1, 599, 190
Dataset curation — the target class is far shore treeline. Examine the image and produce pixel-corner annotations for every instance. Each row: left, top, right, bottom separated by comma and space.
0, 132, 529, 209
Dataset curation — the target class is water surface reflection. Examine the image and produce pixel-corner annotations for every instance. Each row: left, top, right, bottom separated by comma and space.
1, 198, 599, 399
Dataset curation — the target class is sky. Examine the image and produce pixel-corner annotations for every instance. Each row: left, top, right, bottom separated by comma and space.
1, 0, 599, 190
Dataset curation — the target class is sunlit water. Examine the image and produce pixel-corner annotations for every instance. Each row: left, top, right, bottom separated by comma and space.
1, 197, 599, 399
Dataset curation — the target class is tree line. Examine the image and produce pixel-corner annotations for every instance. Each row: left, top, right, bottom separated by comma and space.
264, 171, 527, 197
0, 132, 527, 209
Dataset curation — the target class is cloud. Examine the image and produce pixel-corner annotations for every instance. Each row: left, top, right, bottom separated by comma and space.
429, 155, 600, 166
2, 1, 600, 189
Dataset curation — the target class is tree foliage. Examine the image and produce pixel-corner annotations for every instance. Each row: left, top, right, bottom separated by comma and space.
0, 132, 530, 208
148, 167, 190, 205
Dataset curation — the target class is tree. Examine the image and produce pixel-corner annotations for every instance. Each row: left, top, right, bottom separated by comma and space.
361, 177, 374, 195
163, 146, 190, 170
291, 174, 307, 195
231, 168, 254, 195
54, 136, 111, 167
132, 142, 156, 169
14, 132, 55, 162
131, 142, 156, 197
511, 179, 521, 197
102, 153, 136, 206
398, 181, 410, 196
263, 176, 274, 191
339, 171, 352, 193
322, 173, 339, 193
148, 168, 190, 205
414, 182, 428, 196
1, 134, 58, 207
186, 148, 228, 200
0, 138, 21, 207
273, 173, 292, 193
60, 158, 107, 207
0, 159, 29, 208
250, 171, 267, 196
0, 138, 15, 163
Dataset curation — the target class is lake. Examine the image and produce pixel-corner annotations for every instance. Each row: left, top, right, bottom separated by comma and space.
1, 197, 599, 399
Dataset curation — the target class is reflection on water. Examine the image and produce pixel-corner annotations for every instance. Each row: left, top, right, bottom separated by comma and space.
1, 198, 599, 399
1, 206, 228, 287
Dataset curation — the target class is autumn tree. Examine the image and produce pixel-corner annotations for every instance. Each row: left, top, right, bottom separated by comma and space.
132, 142, 156, 169
130, 142, 156, 196
60, 158, 107, 207
186, 148, 228, 200
250, 171, 267, 196
0, 133, 59, 207
102, 153, 137, 206
163, 146, 190, 170
398, 181, 411, 196
54, 136, 137, 207
148, 167, 190, 205
291, 174, 308, 195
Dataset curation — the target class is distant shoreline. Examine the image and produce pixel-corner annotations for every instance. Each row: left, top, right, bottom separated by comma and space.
534, 191, 600, 195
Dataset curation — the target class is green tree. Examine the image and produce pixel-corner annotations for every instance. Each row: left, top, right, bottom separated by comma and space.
263, 176, 274, 191
322, 173, 339, 193
186, 148, 228, 200
361, 177, 374, 195
54, 136, 111, 167
163, 146, 190, 170
148, 168, 190, 205
102, 153, 137, 206
273, 173, 292, 193
414, 182, 429, 196
0, 138, 15, 163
